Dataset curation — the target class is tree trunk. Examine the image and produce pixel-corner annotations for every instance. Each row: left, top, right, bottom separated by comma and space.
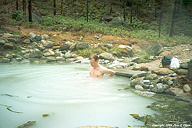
110, 0, 112, 14
169, 0, 177, 37
28, 0, 32, 22
16, 0, 19, 10
23, 0, 26, 13
188, 60, 192, 81
123, 0, 126, 21
130, 0, 133, 24
86, 0, 88, 22
61, 0, 63, 15
54, 0, 56, 15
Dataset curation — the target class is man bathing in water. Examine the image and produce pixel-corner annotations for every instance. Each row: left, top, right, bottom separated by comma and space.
89, 54, 115, 78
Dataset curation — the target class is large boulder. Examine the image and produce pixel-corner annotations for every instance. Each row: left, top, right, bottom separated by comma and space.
0, 39, 5, 47
165, 87, 184, 96
60, 43, 69, 51
130, 78, 143, 87
146, 43, 165, 56
2, 33, 14, 38
3, 43, 14, 49
76, 42, 89, 50
151, 68, 174, 75
151, 83, 167, 93
23, 39, 31, 44
103, 15, 113, 22
183, 84, 191, 93
29, 49, 42, 58
108, 17, 124, 26
25, 13, 43, 23
0, 58, 10, 63
41, 40, 55, 48
99, 52, 116, 61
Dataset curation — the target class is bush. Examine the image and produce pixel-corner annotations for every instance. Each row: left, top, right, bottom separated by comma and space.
11, 10, 24, 21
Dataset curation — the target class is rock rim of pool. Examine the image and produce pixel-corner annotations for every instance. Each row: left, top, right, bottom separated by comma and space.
114, 69, 147, 77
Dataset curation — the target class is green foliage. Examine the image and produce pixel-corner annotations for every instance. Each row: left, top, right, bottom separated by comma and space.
75, 48, 94, 58
16, 0, 191, 47
26, 14, 192, 46
11, 10, 25, 21
140, 54, 151, 60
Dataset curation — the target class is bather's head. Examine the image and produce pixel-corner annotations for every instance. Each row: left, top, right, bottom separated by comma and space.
89, 54, 99, 67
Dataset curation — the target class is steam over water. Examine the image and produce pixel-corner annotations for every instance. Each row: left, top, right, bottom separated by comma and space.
0, 64, 156, 128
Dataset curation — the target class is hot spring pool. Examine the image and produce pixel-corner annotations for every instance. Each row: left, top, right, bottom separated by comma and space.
0, 64, 156, 128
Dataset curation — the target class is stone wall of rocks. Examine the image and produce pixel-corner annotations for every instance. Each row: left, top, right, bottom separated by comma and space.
0, 32, 134, 65
0, 32, 93, 64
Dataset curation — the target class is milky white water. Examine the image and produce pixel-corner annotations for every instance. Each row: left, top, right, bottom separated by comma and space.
0, 64, 156, 128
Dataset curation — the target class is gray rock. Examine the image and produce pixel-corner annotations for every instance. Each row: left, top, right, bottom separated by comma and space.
2, 33, 14, 38
6, 54, 13, 59
43, 41, 55, 48
42, 34, 49, 39
144, 74, 158, 80
152, 68, 174, 75
135, 85, 144, 90
34, 35, 42, 41
19, 59, 30, 64
66, 58, 76, 62
99, 52, 115, 61
183, 84, 191, 93
134, 90, 155, 97
103, 15, 113, 22
143, 80, 151, 85
94, 35, 100, 40
130, 78, 143, 87
64, 52, 72, 58
165, 87, 184, 96
29, 49, 42, 58
115, 69, 147, 78
0, 39, 5, 46
167, 73, 177, 77
56, 57, 65, 61
180, 62, 188, 69
0, 58, 10, 63
146, 43, 165, 56
167, 80, 173, 86
43, 51, 54, 57
29, 33, 36, 38
25, 13, 43, 23
54, 50, 61, 57
60, 44, 69, 51
47, 57, 56, 62
3, 43, 14, 49
151, 83, 167, 93
16, 56, 23, 62
23, 39, 31, 44
104, 44, 113, 49
32, 42, 37, 46
109, 17, 124, 25
7, 38, 16, 43
29, 58, 40, 63
69, 43, 77, 51
76, 42, 89, 50
143, 84, 152, 89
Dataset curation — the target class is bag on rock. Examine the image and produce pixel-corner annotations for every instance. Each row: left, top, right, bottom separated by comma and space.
170, 58, 180, 69
161, 56, 172, 67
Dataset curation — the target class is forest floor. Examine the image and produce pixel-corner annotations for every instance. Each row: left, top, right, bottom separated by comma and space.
0, 6, 191, 64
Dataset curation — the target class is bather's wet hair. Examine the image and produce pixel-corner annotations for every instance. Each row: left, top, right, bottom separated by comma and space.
89, 54, 99, 61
